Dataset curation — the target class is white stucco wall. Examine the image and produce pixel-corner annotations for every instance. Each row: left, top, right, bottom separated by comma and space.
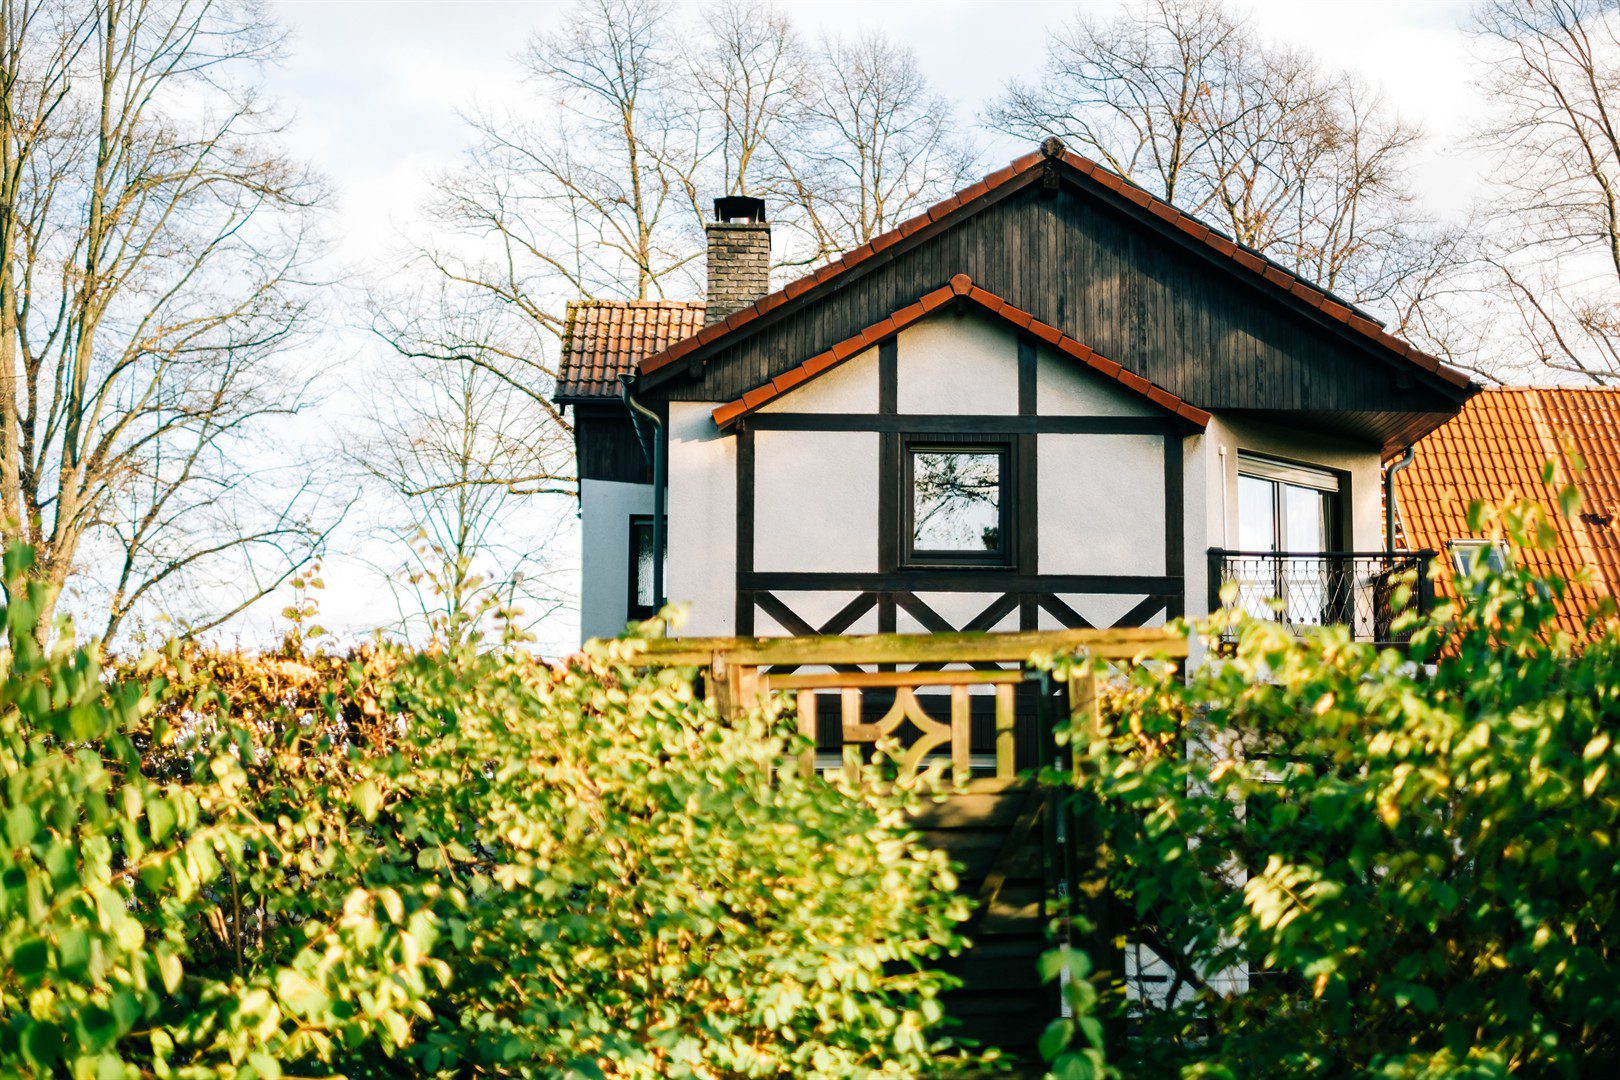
1038, 433, 1166, 576
1037, 355, 1158, 417
1035, 594, 1167, 630
754, 430, 882, 572
578, 478, 653, 643
760, 348, 879, 412
665, 401, 737, 636
896, 314, 1020, 414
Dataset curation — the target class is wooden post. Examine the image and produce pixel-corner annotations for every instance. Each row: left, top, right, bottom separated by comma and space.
1067, 667, 1099, 781
950, 685, 971, 785
840, 689, 861, 779
708, 651, 733, 718
795, 690, 817, 778
1068, 660, 1125, 1047
994, 683, 1016, 780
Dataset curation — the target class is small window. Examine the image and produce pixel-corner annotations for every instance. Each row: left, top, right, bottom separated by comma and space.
903, 439, 1013, 567
628, 515, 663, 620
1448, 539, 1507, 577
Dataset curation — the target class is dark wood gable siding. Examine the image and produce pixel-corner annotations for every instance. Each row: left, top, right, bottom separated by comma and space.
664, 179, 1457, 445
574, 404, 650, 485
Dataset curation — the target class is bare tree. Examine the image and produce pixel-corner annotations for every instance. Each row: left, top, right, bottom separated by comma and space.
1470, 0, 1620, 382
395, 0, 709, 427
366, 2, 977, 639
769, 31, 979, 262
359, 294, 572, 646
987, 0, 1442, 314
682, 0, 808, 200
0, 0, 330, 645
403, 2, 977, 412
989, 0, 1245, 209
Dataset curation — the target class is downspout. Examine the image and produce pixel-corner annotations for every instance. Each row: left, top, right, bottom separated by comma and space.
619, 373, 666, 617
1384, 445, 1416, 553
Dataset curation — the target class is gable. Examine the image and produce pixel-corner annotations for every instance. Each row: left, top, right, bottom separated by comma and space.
714, 276, 1204, 430
757, 305, 1159, 422
645, 147, 1473, 451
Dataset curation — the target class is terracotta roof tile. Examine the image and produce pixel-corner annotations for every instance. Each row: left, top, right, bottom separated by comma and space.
958, 179, 992, 203
1403, 387, 1620, 637
772, 366, 810, 394
555, 299, 707, 400
711, 275, 1211, 431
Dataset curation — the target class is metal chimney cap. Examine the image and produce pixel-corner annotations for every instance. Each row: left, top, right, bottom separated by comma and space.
713, 195, 767, 224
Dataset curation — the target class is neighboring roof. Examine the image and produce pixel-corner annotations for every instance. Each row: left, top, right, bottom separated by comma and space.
556, 300, 706, 401
639, 143, 1473, 395
1402, 387, 1620, 636
712, 273, 1211, 430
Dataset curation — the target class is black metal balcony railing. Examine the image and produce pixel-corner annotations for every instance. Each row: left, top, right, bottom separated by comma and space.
1208, 549, 1437, 645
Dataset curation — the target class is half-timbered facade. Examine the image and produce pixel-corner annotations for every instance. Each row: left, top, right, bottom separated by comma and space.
557, 140, 1477, 645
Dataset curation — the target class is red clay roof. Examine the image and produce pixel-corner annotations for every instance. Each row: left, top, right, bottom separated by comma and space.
712, 274, 1212, 430
1402, 387, 1620, 636
557, 300, 706, 401
640, 144, 1472, 393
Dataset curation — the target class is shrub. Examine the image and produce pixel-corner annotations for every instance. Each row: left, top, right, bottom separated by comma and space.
358, 636, 971, 1076
1051, 499, 1620, 1077
4, 568, 970, 1077
0, 547, 436, 1078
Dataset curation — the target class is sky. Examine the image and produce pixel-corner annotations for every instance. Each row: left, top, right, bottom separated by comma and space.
253, 0, 1495, 654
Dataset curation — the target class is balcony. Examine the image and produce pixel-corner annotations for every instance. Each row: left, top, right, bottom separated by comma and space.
1208, 549, 1437, 646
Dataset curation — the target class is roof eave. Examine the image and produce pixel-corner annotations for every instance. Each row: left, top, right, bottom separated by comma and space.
634, 146, 1474, 403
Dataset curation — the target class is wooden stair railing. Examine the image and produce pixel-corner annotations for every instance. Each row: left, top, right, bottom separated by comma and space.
637, 627, 1182, 786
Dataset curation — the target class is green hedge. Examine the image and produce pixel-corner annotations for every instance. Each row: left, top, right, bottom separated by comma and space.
1046, 497, 1620, 1077
0, 550, 972, 1078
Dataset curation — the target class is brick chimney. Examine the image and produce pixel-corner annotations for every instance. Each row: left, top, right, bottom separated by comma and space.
705, 195, 770, 325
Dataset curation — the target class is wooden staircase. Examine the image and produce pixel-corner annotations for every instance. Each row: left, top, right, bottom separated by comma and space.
914, 787, 1051, 1062
636, 627, 1186, 1071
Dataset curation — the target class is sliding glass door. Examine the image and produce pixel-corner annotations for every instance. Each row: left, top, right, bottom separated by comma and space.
1235, 456, 1342, 627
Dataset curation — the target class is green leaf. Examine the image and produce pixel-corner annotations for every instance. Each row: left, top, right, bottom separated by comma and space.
1039, 1018, 1075, 1062
352, 779, 382, 822
155, 948, 183, 994
246, 1051, 282, 1079
147, 796, 178, 843
276, 969, 332, 1016
6, 803, 37, 847
11, 937, 48, 979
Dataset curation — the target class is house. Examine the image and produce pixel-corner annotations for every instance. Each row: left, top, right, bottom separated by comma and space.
1399, 386, 1620, 636
556, 139, 1479, 646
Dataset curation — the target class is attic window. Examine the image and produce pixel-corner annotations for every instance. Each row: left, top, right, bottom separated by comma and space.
902, 438, 1013, 568
1448, 539, 1508, 577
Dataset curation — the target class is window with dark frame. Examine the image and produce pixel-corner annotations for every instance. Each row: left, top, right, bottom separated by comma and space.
902, 438, 1014, 568
627, 515, 662, 621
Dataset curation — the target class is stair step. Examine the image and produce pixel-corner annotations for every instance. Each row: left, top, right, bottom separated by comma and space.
940, 953, 1044, 991
908, 791, 1031, 830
